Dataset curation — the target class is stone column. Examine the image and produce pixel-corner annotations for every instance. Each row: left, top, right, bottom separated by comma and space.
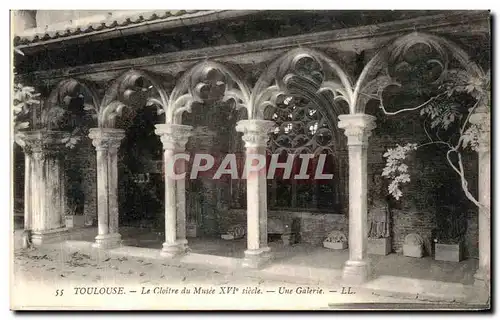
338, 114, 376, 284
236, 120, 275, 268
89, 128, 125, 249
22, 130, 70, 246
470, 105, 491, 289
155, 123, 193, 257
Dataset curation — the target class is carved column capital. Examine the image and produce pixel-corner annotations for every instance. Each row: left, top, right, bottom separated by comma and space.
22, 130, 70, 159
154, 123, 194, 151
469, 105, 491, 153
338, 114, 377, 146
236, 120, 275, 148
88, 128, 126, 152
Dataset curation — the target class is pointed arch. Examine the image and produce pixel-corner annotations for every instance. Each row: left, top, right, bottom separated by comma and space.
249, 47, 355, 120
99, 69, 170, 128
164, 60, 252, 124
353, 32, 487, 114
42, 78, 100, 130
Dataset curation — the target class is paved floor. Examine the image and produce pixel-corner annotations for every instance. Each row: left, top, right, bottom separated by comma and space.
12, 243, 443, 310
116, 227, 478, 285
10, 226, 487, 310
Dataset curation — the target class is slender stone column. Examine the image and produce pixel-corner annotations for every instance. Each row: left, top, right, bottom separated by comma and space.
155, 123, 193, 257
89, 128, 125, 249
236, 120, 275, 268
22, 130, 70, 246
470, 105, 491, 289
338, 114, 376, 284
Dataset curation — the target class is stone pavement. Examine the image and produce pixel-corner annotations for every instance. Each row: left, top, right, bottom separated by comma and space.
10, 241, 487, 310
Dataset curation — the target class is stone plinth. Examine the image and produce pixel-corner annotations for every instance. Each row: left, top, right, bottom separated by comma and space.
435, 243, 463, 262
31, 227, 70, 246
368, 237, 391, 255
242, 247, 273, 269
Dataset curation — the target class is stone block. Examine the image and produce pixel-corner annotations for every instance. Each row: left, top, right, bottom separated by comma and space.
323, 241, 347, 250
434, 243, 463, 262
65, 215, 86, 228
368, 237, 391, 255
403, 244, 424, 258
403, 233, 424, 257
186, 222, 197, 238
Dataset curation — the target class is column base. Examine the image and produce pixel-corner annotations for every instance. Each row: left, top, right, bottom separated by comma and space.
342, 259, 372, 284
161, 241, 189, 258
241, 247, 273, 269
474, 268, 490, 288
92, 233, 122, 249
31, 227, 70, 247
470, 268, 491, 305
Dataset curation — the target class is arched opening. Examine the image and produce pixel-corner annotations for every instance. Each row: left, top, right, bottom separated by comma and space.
181, 100, 245, 256
36, 79, 99, 231
109, 76, 167, 248
264, 94, 345, 215
60, 92, 97, 227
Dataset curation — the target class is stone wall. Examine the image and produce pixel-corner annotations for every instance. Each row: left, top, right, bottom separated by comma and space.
367, 110, 479, 258
224, 209, 348, 246
391, 209, 435, 256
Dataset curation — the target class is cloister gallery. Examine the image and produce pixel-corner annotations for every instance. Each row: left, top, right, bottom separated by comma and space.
12, 10, 490, 289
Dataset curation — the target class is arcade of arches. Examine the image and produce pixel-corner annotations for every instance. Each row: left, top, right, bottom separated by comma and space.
15, 32, 490, 286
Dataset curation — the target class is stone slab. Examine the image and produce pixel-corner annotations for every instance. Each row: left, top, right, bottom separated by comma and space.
403, 244, 424, 258
368, 237, 392, 255
323, 241, 348, 250
435, 243, 463, 262
65, 215, 86, 228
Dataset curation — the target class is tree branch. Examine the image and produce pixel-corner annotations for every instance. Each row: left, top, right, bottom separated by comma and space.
461, 101, 479, 135
417, 141, 453, 149
446, 149, 483, 210
423, 119, 434, 143
379, 92, 447, 116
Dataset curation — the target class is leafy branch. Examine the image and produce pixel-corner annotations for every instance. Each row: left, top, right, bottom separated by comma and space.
13, 82, 40, 147
380, 69, 490, 214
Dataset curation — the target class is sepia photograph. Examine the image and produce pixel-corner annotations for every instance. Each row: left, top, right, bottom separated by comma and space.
8, 7, 492, 311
